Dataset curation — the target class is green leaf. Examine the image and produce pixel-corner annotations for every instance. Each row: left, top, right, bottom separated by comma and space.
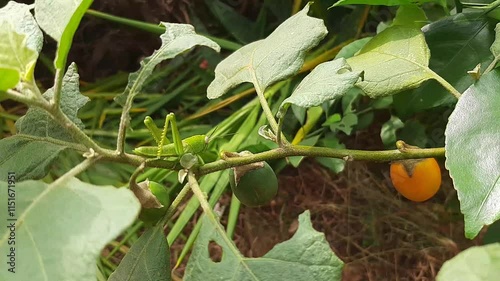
326, 113, 358, 135
114, 22, 220, 106
3, 64, 88, 181
289, 135, 321, 167
0, 135, 77, 181
35, 0, 93, 69
380, 116, 404, 147
316, 135, 346, 174
489, 23, 500, 69
445, 70, 500, 239
347, 26, 435, 98
184, 210, 344, 281
335, 37, 371, 60
331, 0, 442, 7
0, 1, 43, 53
398, 120, 427, 148
0, 178, 140, 281
207, 3, 327, 99
0, 23, 38, 90
279, 58, 362, 113
393, 13, 496, 115
392, 5, 428, 29
16, 63, 89, 142
205, 0, 259, 44
109, 225, 171, 281
436, 243, 500, 281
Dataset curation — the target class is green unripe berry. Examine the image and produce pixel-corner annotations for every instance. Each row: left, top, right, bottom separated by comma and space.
136, 181, 171, 226
229, 161, 278, 207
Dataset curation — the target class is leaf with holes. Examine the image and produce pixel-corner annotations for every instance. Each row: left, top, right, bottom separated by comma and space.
184, 210, 344, 281
445, 70, 500, 239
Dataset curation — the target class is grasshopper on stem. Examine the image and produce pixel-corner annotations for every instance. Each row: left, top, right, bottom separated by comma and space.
134, 113, 210, 167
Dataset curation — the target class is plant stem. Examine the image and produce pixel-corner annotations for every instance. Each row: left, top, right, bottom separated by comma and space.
52, 68, 64, 109
253, 82, 279, 133
160, 182, 192, 227
187, 171, 242, 258
483, 59, 499, 76
198, 145, 445, 175
431, 71, 461, 99
51, 156, 101, 186
252, 79, 289, 145
2, 89, 50, 109
187, 171, 215, 220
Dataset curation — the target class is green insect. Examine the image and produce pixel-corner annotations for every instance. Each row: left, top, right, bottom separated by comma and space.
134, 113, 210, 165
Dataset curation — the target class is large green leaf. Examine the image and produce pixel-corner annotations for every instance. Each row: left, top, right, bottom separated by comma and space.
114, 22, 219, 108
108, 225, 171, 281
445, 70, 500, 239
279, 58, 362, 114
0, 135, 83, 182
35, 0, 93, 68
2, 63, 89, 181
393, 13, 496, 115
184, 211, 344, 281
436, 243, 500, 281
0, 178, 140, 281
207, 3, 327, 99
0, 23, 37, 90
0, 2, 43, 53
347, 26, 436, 98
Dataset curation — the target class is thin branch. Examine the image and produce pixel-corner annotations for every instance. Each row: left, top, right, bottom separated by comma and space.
2, 89, 50, 110
198, 145, 445, 175
116, 97, 132, 155
52, 68, 64, 109
161, 182, 192, 228
483, 59, 498, 76
51, 156, 102, 187
430, 71, 461, 99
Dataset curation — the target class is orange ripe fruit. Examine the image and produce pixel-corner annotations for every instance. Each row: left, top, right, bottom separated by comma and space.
390, 158, 441, 202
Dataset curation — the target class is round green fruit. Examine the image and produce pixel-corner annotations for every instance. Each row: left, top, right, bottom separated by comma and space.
229, 162, 278, 207
138, 181, 171, 226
